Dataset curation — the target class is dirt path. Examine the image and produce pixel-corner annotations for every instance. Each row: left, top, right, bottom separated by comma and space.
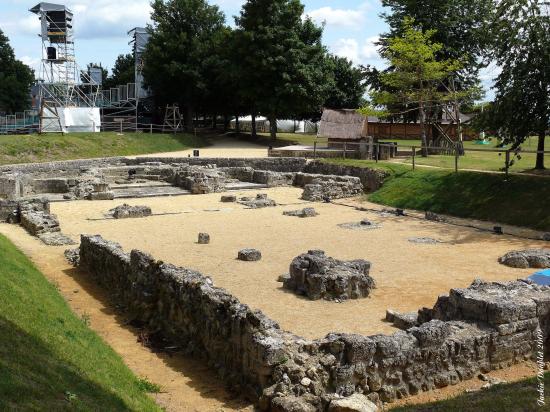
133, 137, 269, 159
0, 224, 253, 412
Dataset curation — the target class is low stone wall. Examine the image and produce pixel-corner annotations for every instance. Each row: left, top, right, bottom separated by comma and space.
0, 157, 125, 174
76, 235, 550, 411
303, 162, 389, 192
127, 157, 308, 173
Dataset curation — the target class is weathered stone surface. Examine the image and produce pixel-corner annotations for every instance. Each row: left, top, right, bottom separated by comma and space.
64, 248, 80, 266
283, 250, 375, 301
239, 194, 277, 209
283, 208, 318, 218
392, 312, 419, 330
38, 232, 76, 246
75, 236, 550, 411
298, 175, 363, 202
87, 191, 115, 201
253, 170, 295, 187
108, 204, 152, 219
543, 233, 550, 242
20, 209, 60, 236
238, 248, 262, 261
425, 211, 446, 222
198, 233, 210, 244
328, 394, 378, 412
498, 249, 550, 268
174, 165, 227, 194
303, 161, 388, 192
408, 237, 442, 244
221, 195, 237, 203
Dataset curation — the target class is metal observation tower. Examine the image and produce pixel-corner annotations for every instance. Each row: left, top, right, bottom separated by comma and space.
30, 2, 100, 133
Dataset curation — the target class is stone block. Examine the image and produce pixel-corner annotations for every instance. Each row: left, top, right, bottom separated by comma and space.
238, 249, 262, 261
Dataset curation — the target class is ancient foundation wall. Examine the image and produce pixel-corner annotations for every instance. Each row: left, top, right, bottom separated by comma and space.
77, 235, 550, 411
303, 161, 389, 192
0, 157, 125, 174
126, 157, 308, 173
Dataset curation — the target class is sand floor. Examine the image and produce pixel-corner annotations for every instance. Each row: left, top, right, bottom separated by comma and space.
1, 186, 547, 411
46, 187, 546, 338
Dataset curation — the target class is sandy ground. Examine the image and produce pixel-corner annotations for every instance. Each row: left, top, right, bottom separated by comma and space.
45, 187, 547, 338
1, 186, 547, 411
134, 137, 269, 159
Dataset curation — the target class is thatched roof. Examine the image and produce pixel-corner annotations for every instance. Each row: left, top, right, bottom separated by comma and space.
318, 109, 368, 140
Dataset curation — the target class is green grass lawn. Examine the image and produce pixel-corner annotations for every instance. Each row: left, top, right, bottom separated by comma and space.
322, 158, 550, 231
0, 234, 161, 411
383, 137, 548, 172
392, 373, 550, 411
0, 132, 208, 165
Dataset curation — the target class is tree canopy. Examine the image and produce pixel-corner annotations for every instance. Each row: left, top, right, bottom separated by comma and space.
105, 54, 135, 89
363, 18, 465, 156
479, 0, 549, 169
234, 0, 332, 138
0, 30, 34, 114
323, 55, 367, 110
142, 0, 226, 129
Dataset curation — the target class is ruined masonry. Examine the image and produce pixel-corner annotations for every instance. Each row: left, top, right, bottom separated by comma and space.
74, 235, 550, 411
283, 250, 376, 301
499, 249, 550, 268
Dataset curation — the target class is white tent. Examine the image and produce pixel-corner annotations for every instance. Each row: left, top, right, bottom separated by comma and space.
230, 116, 318, 134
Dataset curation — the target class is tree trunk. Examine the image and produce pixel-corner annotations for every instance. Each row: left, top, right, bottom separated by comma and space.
419, 103, 428, 157
235, 115, 240, 134
212, 113, 217, 129
269, 115, 277, 140
251, 112, 257, 138
223, 114, 229, 133
535, 131, 546, 169
184, 106, 194, 132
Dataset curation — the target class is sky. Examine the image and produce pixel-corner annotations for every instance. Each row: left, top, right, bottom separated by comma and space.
0, 0, 495, 99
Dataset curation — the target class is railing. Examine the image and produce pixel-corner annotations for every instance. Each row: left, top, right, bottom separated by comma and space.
303, 141, 550, 176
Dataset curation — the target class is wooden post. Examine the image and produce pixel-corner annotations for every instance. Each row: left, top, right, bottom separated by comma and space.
375, 143, 379, 163
412, 146, 416, 170
119, 120, 123, 134
313, 141, 317, 159
455, 148, 459, 173
343, 143, 347, 159
505, 150, 510, 177
150, 124, 153, 134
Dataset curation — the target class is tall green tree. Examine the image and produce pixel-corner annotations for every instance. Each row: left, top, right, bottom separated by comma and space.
484, 0, 550, 169
380, 0, 493, 88
324, 55, 367, 109
0, 30, 34, 114
235, 0, 332, 139
143, 0, 226, 129
105, 54, 135, 89
364, 18, 463, 156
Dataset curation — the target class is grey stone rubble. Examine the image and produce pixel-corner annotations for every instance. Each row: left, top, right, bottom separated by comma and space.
11, 199, 75, 245
283, 208, 318, 218
221, 195, 237, 203
107, 204, 152, 219
239, 194, 277, 209
238, 248, 262, 261
425, 211, 446, 222
283, 250, 376, 301
385, 309, 419, 330
543, 233, 550, 242
64, 247, 80, 266
337, 220, 381, 231
198, 233, 210, 244
298, 174, 363, 202
498, 249, 550, 268
75, 235, 550, 411
408, 237, 443, 244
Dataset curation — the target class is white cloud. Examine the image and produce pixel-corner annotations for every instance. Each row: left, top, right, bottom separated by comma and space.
306, 7, 365, 28
332, 38, 360, 63
331, 36, 383, 67
2, 0, 152, 39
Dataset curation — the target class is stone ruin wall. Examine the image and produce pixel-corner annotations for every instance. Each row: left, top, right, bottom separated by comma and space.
76, 234, 550, 411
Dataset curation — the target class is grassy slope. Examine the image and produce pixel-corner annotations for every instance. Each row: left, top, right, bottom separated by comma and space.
323, 159, 550, 231
379, 137, 548, 172
0, 132, 208, 165
0, 234, 160, 411
392, 373, 550, 411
